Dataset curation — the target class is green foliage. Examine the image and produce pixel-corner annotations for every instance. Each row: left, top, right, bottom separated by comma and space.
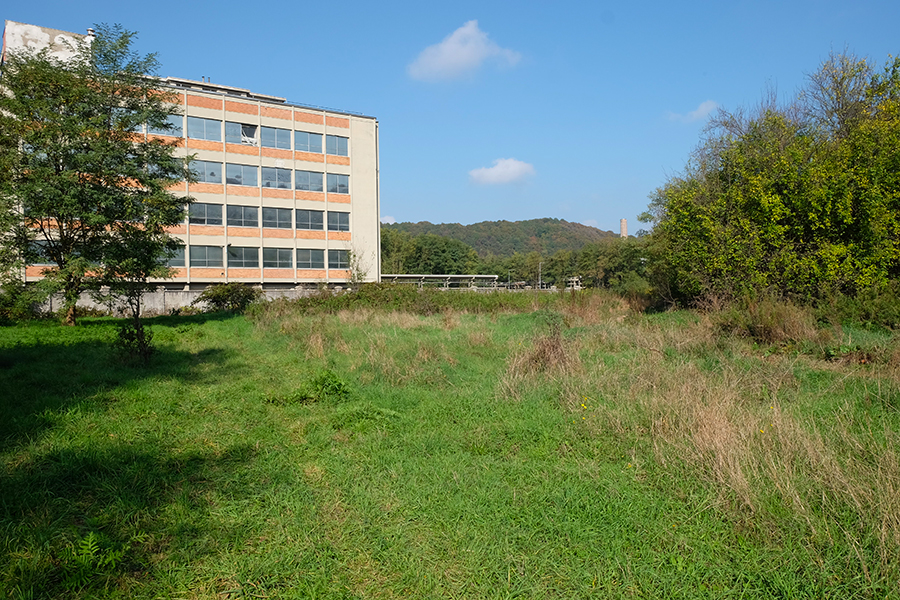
383, 217, 616, 257
61, 531, 140, 591
113, 319, 154, 365
644, 52, 900, 304
192, 282, 263, 313
0, 24, 192, 325
381, 229, 479, 274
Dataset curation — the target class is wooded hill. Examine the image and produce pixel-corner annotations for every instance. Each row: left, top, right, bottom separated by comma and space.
381, 218, 617, 257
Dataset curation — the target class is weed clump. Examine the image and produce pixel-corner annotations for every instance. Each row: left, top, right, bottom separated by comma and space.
712, 296, 821, 345
193, 283, 263, 313
267, 370, 352, 405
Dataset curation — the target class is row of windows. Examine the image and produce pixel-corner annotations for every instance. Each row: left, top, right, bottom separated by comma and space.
188, 205, 350, 231
157, 116, 350, 156
169, 246, 349, 269
192, 160, 349, 193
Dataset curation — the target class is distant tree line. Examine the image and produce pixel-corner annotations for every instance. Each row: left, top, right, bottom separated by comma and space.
383, 51, 900, 312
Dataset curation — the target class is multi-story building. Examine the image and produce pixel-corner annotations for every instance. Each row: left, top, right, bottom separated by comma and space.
3, 20, 381, 291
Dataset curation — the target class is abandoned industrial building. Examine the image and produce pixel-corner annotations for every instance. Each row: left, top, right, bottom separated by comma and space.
2, 20, 382, 292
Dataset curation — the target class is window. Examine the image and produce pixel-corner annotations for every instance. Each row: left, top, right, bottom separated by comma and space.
228, 246, 259, 268
149, 114, 184, 137
29, 240, 55, 266
262, 207, 292, 229
191, 160, 222, 184
327, 173, 349, 194
295, 170, 324, 192
329, 249, 349, 269
298, 249, 325, 269
190, 245, 223, 267
326, 135, 348, 156
167, 246, 185, 267
187, 116, 221, 141
295, 131, 323, 153
263, 247, 293, 268
189, 203, 223, 225
296, 209, 324, 230
261, 167, 292, 189
225, 163, 258, 187
225, 122, 258, 145
261, 126, 291, 149
327, 211, 350, 231
227, 205, 258, 228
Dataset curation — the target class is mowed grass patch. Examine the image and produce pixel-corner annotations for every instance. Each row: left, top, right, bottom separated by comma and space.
1, 291, 899, 598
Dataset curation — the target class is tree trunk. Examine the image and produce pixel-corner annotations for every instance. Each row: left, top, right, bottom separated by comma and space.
65, 303, 77, 326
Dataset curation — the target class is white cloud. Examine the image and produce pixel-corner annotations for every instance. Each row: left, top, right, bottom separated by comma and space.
469, 158, 535, 185
408, 20, 521, 82
667, 100, 719, 123
380, 215, 397, 224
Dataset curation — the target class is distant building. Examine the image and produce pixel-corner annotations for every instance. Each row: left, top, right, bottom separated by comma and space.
3, 20, 382, 290
620, 219, 627, 238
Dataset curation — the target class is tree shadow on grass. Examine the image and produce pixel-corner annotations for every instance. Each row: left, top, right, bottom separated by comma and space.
0, 441, 276, 598
0, 327, 234, 454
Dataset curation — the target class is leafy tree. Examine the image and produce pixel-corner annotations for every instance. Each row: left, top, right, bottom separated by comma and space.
0, 24, 192, 325
642, 52, 900, 303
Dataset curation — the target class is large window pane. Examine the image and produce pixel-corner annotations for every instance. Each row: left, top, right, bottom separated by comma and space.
226, 122, 258, 145
295, 131, 323, 153
261, 126, 291, 149
149, 114, 184, 137
262, 207, 292, 229
189, 245, 223, 267
326, 135, 348, 156
262, 167, 291, 189
189, 203, 222, 225
227, 246, 259, 268
328, 249, 349, 269
227, 205, 258, 227
327, 211, 349, 231
298, 249, 325, 269
295, 170, 323, 192
226, 163, 258, 187
296, 209, 324, 230
327, 173, 349, 194
191, 160, 222, 184
263, 247, 293, 268
187, 117, 221, 142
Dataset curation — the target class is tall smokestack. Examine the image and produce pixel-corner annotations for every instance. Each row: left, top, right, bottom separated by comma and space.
620, 219, 627, 238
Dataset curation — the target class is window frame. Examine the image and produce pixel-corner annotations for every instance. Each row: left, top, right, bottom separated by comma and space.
225, 163, 259, 187
295, 170, 324, 192
262, 207, 293, 229
191, 160, 223, 184
187, 116, 222, 142
263, 247, 294, 269
189, 203, 223, 226
327, 211, 350, 232
225, 121, 259, 146
326, 173, 349, 195
189, 245, 223, 268
226, 205, 259, 228
227, 246, 259, 268
297, 248, 325, 269
260, 126, 292, 150
296, 209, 324, 230
261, 166, 292, 189
328, 249, 349, 269
295, 131, 323, 153
326, 135, 349, 156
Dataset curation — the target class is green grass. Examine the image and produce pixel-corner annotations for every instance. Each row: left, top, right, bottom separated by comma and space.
2, 290, 899, 598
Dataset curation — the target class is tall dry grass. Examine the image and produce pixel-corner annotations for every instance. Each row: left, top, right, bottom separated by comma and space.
560, 314, 900, 574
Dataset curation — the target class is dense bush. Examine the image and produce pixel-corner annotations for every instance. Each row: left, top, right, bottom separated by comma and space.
192, 283, 262, 313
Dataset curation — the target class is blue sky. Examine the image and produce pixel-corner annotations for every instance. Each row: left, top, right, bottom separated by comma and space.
6, 1, 900, 232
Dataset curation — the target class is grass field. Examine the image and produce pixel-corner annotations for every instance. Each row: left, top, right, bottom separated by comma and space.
1, 288, 899, 598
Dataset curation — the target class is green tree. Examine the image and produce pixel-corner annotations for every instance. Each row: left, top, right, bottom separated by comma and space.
642, 52, 900, 303
0, 24, 192, 325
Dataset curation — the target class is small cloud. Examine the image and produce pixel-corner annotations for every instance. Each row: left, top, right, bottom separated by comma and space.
469, 158, 535, 184
581, 219, 598, 228
667, 100, 719, 123
380, 215, 397, 224
408, 20, 521, 82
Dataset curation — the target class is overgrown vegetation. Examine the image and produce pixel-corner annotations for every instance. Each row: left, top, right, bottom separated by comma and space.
2, 289, 898, 598
191, 282, 263, 313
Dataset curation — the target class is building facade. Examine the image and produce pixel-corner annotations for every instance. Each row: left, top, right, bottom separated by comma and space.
3, 21, 381, 290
